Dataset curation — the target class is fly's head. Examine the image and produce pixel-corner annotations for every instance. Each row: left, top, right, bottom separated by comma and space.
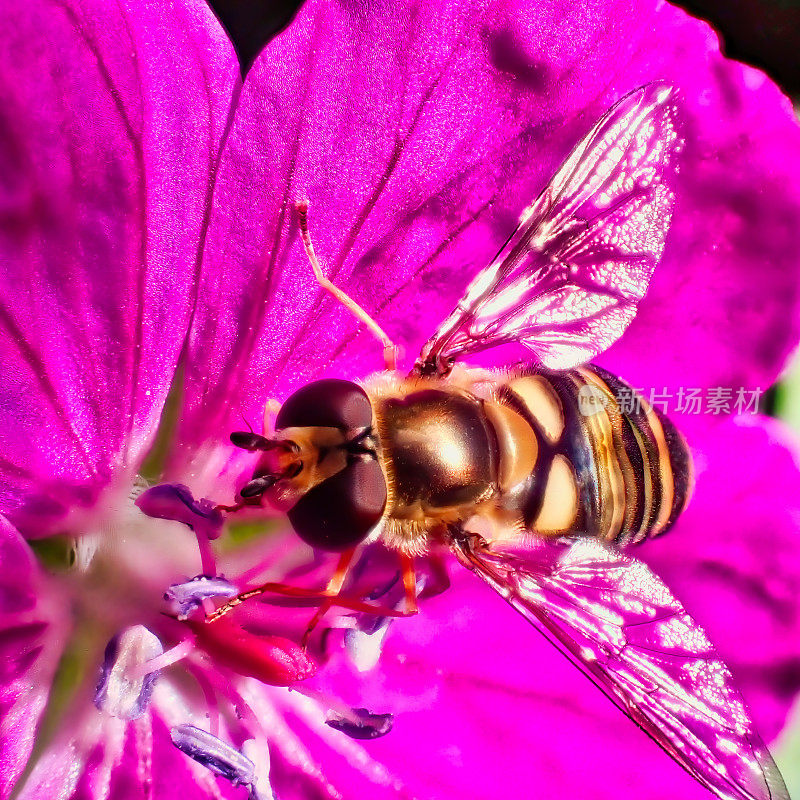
231, 379, 387, 552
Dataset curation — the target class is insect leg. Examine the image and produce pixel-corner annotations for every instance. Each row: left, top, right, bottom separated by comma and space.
215, 500, 252, 514
399, 553, 419, 614
301, 548, 358, 645
214, 475, 276, 513
262, 398, 281, 437
205, 548, 354, 626
206, 584, 410, 622
296, 201, 398, 371
206, 547, 418, 627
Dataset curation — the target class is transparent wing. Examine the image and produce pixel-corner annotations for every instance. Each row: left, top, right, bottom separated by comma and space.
416, 83, 681, 375
452, 536, 788, 800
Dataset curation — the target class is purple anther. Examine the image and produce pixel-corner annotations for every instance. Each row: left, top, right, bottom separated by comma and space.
164, 575, 238, 620
170, 725, 255, 787
136, 483, 224, 541
325, 707, 394, 740
94, 625, 163, 720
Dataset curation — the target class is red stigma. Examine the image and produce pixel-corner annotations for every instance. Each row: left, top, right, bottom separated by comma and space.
188, 617, 316, 686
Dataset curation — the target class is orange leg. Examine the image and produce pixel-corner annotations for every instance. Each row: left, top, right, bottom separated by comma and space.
214, 492, 266, 514
206, 548, 418, 628
206, 584, 412, 622
206, 548, 356, 625
297, 202, 398, 371
262, 398, 281, 437
301, 549, 357, 645
399, 553, 419, 614
206, 549, 424, 653
215, 500, 252, 514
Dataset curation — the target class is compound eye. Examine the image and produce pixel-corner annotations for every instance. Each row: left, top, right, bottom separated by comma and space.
287, 459, 387, 551
275, 379, 373, 431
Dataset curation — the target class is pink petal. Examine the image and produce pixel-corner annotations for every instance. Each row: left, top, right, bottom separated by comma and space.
171, 0, 800, 480
314, 576, 709, 800
641, 415, 800, 741
0, 0, 238, 535
603, 67, 800, 397
306, 415, 800, 799
0, 517, 66, 799
20, 713, 243, 800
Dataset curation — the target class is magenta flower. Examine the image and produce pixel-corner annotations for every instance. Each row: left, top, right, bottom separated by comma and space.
3, 0, 800, 799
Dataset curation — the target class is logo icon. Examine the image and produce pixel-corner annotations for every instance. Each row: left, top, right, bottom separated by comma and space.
577, 384, 610, 416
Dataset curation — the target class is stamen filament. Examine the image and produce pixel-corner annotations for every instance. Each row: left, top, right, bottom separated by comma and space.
131, 637, 195, 679
206, 668, 269, 743
184, 661, 222, 739
197, 536, 217, 577
293, 686, 394, 740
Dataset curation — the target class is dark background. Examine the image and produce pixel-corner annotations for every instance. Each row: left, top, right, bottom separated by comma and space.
206, 0, 799, 94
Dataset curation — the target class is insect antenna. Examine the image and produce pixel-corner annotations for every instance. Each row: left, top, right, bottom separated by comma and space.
239, 475, 278, 498
230, 431, 271, 451
229, 432, 300, 453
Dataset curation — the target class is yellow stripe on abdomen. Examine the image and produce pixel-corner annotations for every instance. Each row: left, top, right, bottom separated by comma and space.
496, 366, 693, 544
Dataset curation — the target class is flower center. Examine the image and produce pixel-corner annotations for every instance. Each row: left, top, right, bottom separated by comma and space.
23, 477, 397, 797
33, 482, 207, 646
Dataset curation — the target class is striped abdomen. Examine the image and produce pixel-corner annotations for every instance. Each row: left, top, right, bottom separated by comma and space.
497, 366, 693, 545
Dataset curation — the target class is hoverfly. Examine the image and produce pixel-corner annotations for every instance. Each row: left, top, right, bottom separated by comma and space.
210, 84, 789, 800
